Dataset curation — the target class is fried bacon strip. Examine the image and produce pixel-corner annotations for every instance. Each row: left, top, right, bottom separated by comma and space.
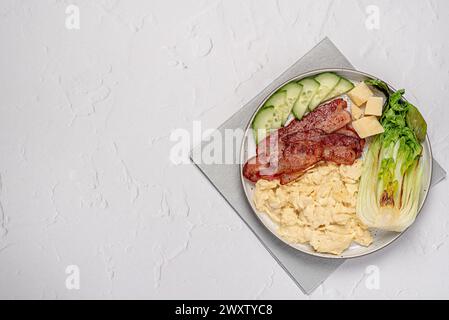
278, 98, 351, 136
243, 99, 365, 184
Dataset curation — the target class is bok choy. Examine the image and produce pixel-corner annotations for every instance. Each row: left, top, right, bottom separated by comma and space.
356, 79, 427, 232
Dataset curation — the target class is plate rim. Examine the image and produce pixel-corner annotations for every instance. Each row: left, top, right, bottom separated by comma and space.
239, 67, 433, 259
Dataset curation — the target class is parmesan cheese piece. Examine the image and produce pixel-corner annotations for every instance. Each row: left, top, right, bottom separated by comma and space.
352, 116, 384, 138
351, 105, 364, 120
365, 96, 383, 116
348, 82, 374, 106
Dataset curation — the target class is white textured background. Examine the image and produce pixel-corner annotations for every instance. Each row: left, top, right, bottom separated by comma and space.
0, 0, 448, 299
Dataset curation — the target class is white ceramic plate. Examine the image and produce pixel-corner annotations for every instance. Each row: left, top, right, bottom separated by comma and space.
240, 68, 432, 259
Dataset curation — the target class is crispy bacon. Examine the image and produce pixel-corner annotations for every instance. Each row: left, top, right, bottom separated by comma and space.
243, 98, 365, 184
335, 124, 358, 138
279, 98, 351, 136
257, 99, 351, 156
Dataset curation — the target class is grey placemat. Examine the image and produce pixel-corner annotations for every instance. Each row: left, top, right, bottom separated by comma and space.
191, 38, 446, 294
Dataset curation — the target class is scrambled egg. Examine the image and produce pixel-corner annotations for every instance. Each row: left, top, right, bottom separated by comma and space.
253, 160, 372, 255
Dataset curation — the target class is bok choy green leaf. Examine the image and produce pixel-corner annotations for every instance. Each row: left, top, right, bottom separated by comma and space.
356, 79, 427, 232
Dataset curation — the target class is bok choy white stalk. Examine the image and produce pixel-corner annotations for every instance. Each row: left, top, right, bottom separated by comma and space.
356, 79, 427, 232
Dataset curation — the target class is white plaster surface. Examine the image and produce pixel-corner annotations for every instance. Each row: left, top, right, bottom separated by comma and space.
0, 0, 448, 299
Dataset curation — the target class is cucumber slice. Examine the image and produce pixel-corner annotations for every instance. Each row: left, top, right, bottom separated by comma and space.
308, 72, 340, 110
276, 83, 303, 124
252, 106, 282, 143
264, 91, 290, 125
323, 77, 354, 100
279, 82, 302, 114
292, 78, 319, 119
265, 91, 286, 108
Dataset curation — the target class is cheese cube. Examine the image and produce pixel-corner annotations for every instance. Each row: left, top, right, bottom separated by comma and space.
365, 96, 383, 116
347, 82, 374, 106
351, 105, 364, 120
352, 116, 384, 138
